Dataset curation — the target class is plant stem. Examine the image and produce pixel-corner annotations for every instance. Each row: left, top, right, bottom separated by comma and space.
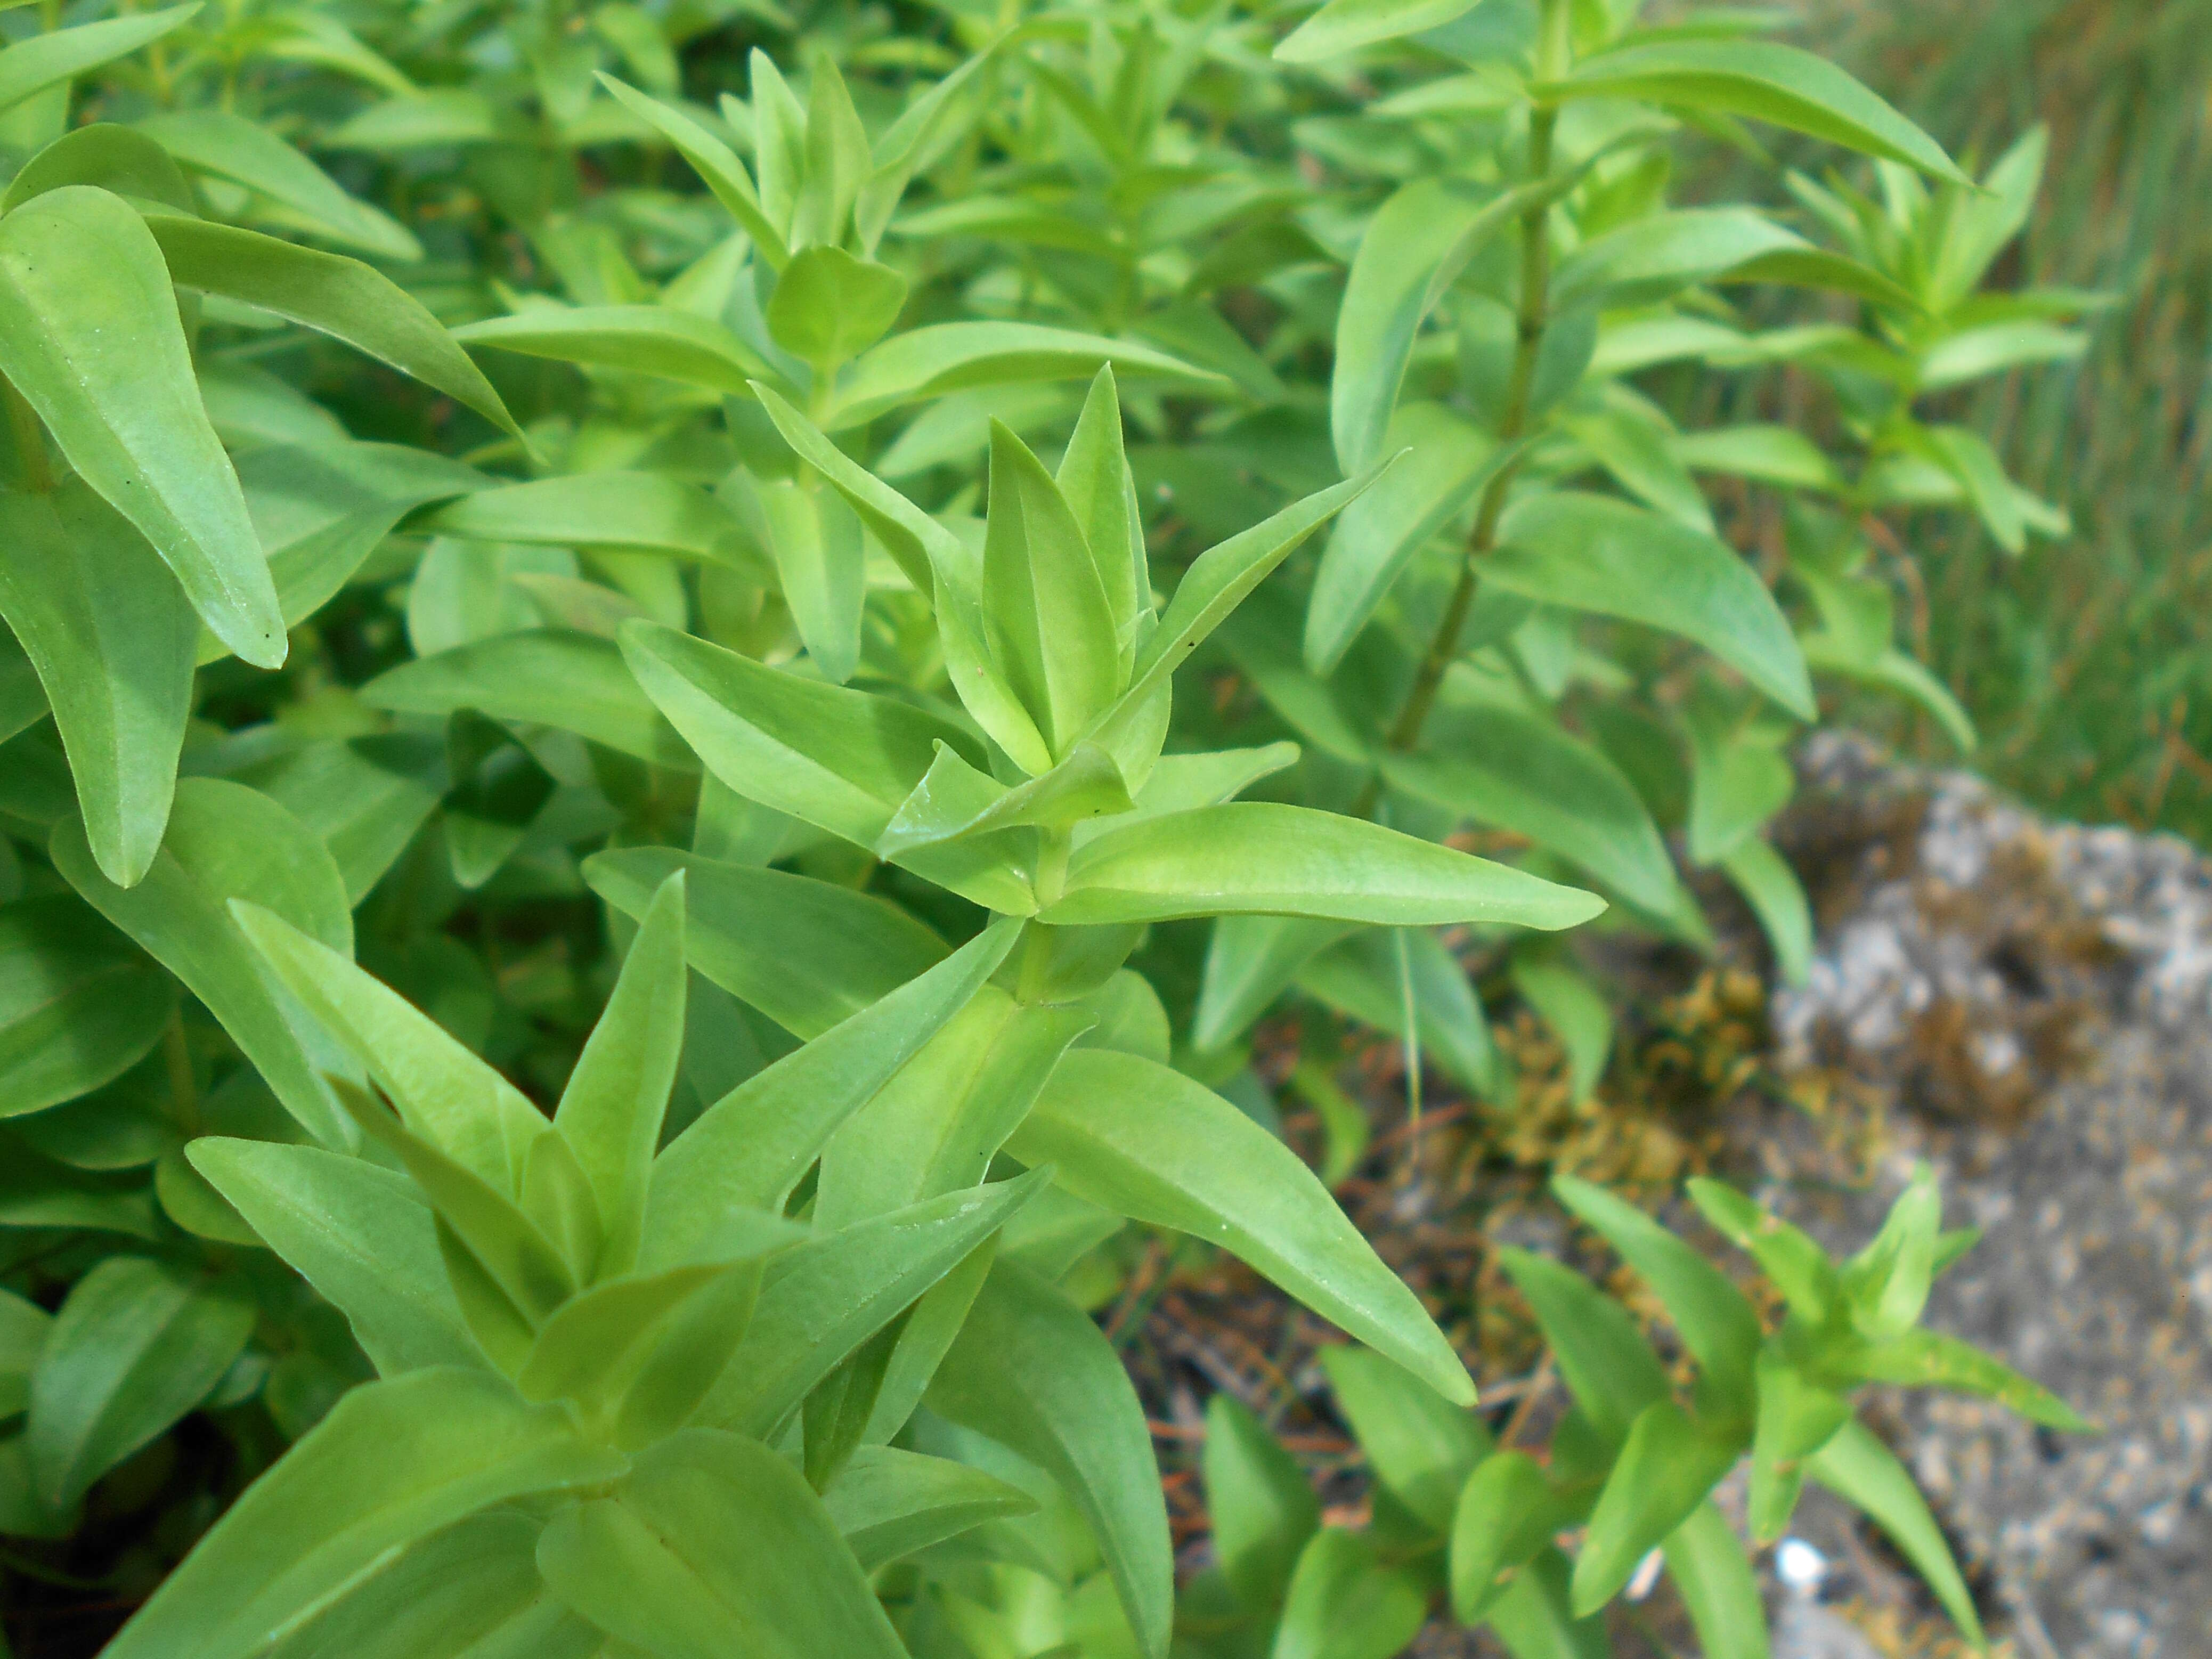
1352, 98, 1560, 814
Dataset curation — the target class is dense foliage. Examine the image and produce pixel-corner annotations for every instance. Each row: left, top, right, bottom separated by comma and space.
0, 1, 2089, 1654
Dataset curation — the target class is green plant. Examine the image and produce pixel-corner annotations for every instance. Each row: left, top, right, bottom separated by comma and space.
0, 2, 2096, 1654
918, 1169, 2083, 1659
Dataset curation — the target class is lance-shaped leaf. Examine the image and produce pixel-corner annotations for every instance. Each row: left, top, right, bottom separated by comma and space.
1746, 1354, 1849, 1544
1842, 1328, 2089, 1432
930, 1258, 1172, 1659
1489, 493, 1814, 719
555, 871, 685, 1278
1662, 1502, 1769, 1659
422, 474, 750, 566
816, 988, 1092, 1229
1552, 1173, 1762, 1420
142, 214, 520, 440
0, 187, 283, 668
822, 1444, 1037, 1572
102, 1368, 626, 1659
586, 848, 946, 1042
1840, 1162, 1940, 1339
1688, 1178, 1838, 1325
136, 109, 421, 261
643, 920, 1019, 1264
1549, 208, 1808, 314
595, 76, 790, 265
3, 123, 194, 215
728, 469, 865, 682
1322, 1345, 1492, 1530
701, 1169, 1050, 1436
1721, 837, 1812, 988
27, 1257, 256, 1509
1551, 40, 1969, 182
1042, 802, 1603, 929
361, 630, 694, 770
767, 245, 909, 371
1273, 1531, 1430, 1659
231, 902, 549, 1189
620, 619, 977, 845
537, 1428, 905, 1659
876, 741, 1135, 862
1486, 1547, 1610, 1659
1192, 914, 1355, 1053
827, 322, 1218, 429
54, 780, 354, 1147
455, 305, 772, 395
0, 5, 199, 121
1276, 0, 1484, 62
1571, 1400, 1744, 1613
1205, 1393, 1320, 1610
1809, 1421, 1984, 1647
983, 420, 1122, 756
1057, 366, 1148, 669
515, 1255, 786, 1416
0, 484, 197, 887
188, 1137, 481, 1375
1008, 1048, 1473, 1405
0, 894, 172, 1118
1450, 1451, 1579, 1623
1299, 928, 1506, 1099
1496, 1247, 1669, 1446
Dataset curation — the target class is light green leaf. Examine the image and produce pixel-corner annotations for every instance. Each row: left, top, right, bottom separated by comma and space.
186, 1137, 481, 1375
586, 847, 946, 1042
829, 322, 1218, 429
1572, 1399, 1743, 1614
361, 630, 694, 769
595, 75, 790, 265
423, 474, 749, 566
1509, 952, 1613, 1103
1321, 1345, 1491, 1531
822, 1444, 1038, 1572
729, 468, 865, 682
1486, 1547, 1612, 1659
929, 1258, 1173, 1659
1450, 1451, 1575, 1623
228, 733, 445, 906
0, 893, 171, 1118
1721, 837, 1812, 988
1845, 1329, 2089, 1432
767, 245, 908, 370
1297, 927, 1504, 1099
455, 304, 772, 394
1008, 1048, 1473, 1405
54, 779, 354, 1146
1489, 493, 1813, 719
1192, 915, 1354, 1053
1675, 424, 1840, 491
142, 213, 519, 439
1043, 802, 1604, 929
0, 6, 199, 122
1276, 0, 1484, 63
1056, 365, 1148, 671
1809, 1421, 1985, 1648
27, 1256, 254, 1509
1552, 40, 1968, 182
1203, 1392, 1319, 1610
137, 109, 423, 260
1550, 209, 1807, 314
3, 121, 194, 215
0, 186, 283, 667
1271, 1528, 1429, 1659
1662, 1503, 1769, 1659
1687, 1178, 1837, 1326
1746, 1355, 1848, 1544
103, 1368, 625, 1659
1495, 1248, 1668, 1446
0, 482, 197, 886
515, 1261, 749, 1413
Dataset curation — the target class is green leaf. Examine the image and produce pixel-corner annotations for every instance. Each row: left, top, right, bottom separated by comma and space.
230, 901, 548, 1192
1840, 1162, 1939, 1340
229, 734, 445, 906
515, 1260, 758, 1413
1552, 40, 1968, 182
1057, 365, 1148, 672
585, 847, 946, 1042
136, 108, 422, 261
0, 186, 283, 668
1746, 1355, 1848, 1544
539, 1427, 902, 1658
1550, 209, 1807, 314
0, 482, 197, 886
822, 1444, 1038, 1572
595, 76, 790, 266
1382, 703, 1684, 918
1809, 1421, 1985, 1648
728, 468, 865, 682
877, 741, 1135, 864
454, 304, 772, 394
1308, 406, 1517, 672
142, 213, 519, 440
27, 1256, 254, 1508
1721, 837, 1812, 988
767, 245, 908, 370
556, 869, 685, 1278
1495, 1248, 1668, 1445
1686, 716, 1793, 865
1203, 1392, 1319, 1610
1551, 1173, 1761, 1416
1043, 802, 1604, 929
643, 920, 1019, 1265
1009, 1048, 1473, 1405
1276, 0, 1484, 63
1571, 1399, 1743, 1614
0, 894, 170, 1118
1686, 1178, 1837, 1326
1509, 952, 1613, 1104
828, 322, 1218, 429
1450, 1451, 1576, 1623
361, 630, 694, 769
1298, 926, 1504, 1099
702, 1170, 1049, 1436
187, 1137, 481, 1375
1661, 1503, 1770, 1659
54, 779, 354, 1146
1929, 125, 2046, 311
104, 1368, 624, 1659
620, 619, 976, 846
1488, 493, 1813, 719
4, 121, 194, 216
1322, 1345, 1491, 1530
1271, 1528, 1430, 1659
0, 6, 199, 122
1486, 1547, 1612, 1659
983, 420, 1122, 758
929, 1259, 1173, 1659
1844, 1329, 2090, 1432
422, 474, 750, 566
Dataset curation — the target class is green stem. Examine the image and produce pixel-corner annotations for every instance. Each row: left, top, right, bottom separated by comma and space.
1353, 97, 1560, 814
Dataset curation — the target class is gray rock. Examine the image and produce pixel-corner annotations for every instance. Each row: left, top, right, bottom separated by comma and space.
1741, 735, 2212, 1657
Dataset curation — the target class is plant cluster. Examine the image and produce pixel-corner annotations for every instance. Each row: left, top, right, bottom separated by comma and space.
0, 0, 2088, 1655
